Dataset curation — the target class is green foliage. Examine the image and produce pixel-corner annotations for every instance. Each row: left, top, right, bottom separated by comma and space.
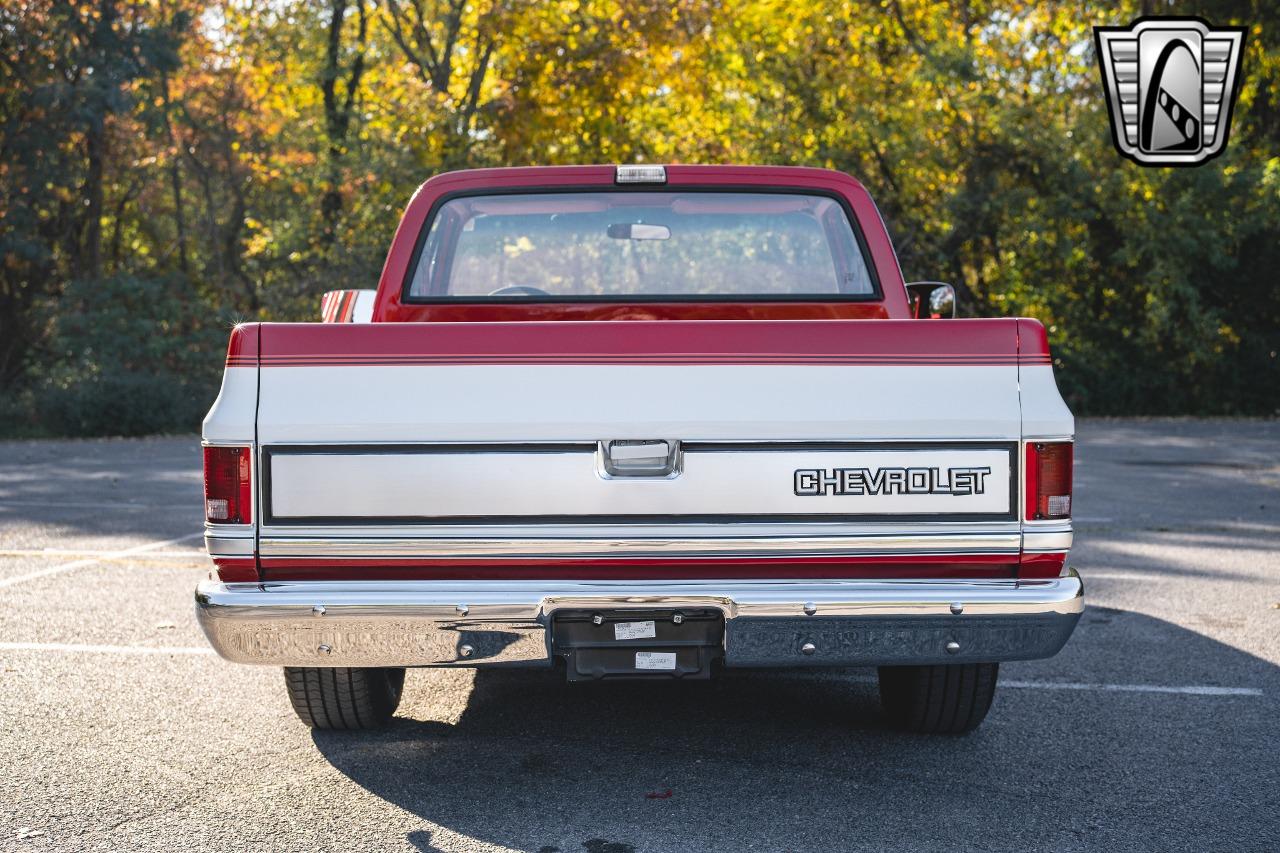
35, 372, 202, 438
0, 1, 189, 387
26, 274, 229, 437
1, 0, 1277, 437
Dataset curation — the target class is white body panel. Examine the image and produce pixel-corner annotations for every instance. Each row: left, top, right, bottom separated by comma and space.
255, 364, 1023, 444
1019, 364, 1075, 438
202, 367, 257, 444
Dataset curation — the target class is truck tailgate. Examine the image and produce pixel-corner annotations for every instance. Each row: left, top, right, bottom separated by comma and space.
206, 319, 1069, 578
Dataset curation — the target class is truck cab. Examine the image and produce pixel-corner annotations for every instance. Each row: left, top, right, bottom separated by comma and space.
197, 165, 1081, 734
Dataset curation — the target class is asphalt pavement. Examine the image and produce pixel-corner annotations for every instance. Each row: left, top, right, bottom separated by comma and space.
1, 420, 1277, 852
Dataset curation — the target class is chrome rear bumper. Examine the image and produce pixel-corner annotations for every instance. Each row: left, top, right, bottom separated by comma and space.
195, 572, 1083, 669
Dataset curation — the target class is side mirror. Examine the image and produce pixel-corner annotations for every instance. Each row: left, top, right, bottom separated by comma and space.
905, 282, 956, 319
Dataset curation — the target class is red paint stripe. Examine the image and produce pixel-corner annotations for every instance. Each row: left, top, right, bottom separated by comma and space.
260, 563, 1016, 582
378, 302, 894, 324
212, 556, 258, 583
223, 324, 259, 367
260, 319, 1021, 359
254, 359, 1024, 368
224, 319, 1051, 367
257, 350, 1022, 358
257, 552, 1021, 581
1018, 552, 1067, 579
256, 354, 1023, 362
258, 553, 1018, 569
1016, 318, 1052, 359
338, 291, 357, 323
226, 319, 1058, 367
257, 355, 1023, 360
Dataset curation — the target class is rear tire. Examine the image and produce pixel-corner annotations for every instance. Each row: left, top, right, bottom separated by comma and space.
877, 662, 998, 734
284, 666, 405, 730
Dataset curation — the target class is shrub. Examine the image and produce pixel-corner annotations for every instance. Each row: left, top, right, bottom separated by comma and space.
27, 274, 231, 437
35, 372, 209, 437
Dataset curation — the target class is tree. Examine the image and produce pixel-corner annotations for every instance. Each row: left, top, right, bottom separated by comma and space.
320, 0, 368, 243
383, 0, 507, 167
0, 0, 184, 386
3, 0, 1278, 434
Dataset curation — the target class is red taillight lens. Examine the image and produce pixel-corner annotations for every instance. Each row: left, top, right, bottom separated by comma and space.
1025, 442, 1073, 520
203, 446, 252, 524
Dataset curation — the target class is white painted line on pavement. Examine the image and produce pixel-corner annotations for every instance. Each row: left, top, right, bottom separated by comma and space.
0, 499, 183, 510
0, 642, 214, 656
0, 549, 206, 559
787, 672, 1263, 697
0, 532, 204, 590
1081, 571, 1163, 581
1001, 679, 1262, 697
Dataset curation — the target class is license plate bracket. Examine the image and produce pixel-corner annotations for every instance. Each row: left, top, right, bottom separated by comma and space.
550, 608, 724, 681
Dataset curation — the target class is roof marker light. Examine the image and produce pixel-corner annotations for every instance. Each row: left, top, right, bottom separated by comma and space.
615, 164, 667, 184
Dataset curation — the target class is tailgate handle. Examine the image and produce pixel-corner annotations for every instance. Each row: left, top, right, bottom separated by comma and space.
599, 440, 681, 478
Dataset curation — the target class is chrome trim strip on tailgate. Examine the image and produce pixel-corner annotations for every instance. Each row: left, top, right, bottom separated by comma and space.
257, 531, 1023, 560
1022, 529, 1074, 553
206, 532, 256, 557
195, 572, 1083, 667
1022, 519, 1074, 554
261, 441, 1019, 524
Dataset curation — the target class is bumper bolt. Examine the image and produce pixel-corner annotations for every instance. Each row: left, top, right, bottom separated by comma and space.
945, 641, 961, 655
801, 642, 816, 656
672, 612, 684, 625
803, 601, 817, 616
591, 614, 604, 626
949, 602, 964, 615
459, 644, 475, 658
317, 644, 332, 656
312, 605, 326, 617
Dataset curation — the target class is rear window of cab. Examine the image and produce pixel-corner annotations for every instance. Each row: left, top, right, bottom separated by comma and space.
404, 191, 878, 301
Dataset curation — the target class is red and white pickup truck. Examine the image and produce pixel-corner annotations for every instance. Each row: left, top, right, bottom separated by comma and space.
196, 165, 1081, 734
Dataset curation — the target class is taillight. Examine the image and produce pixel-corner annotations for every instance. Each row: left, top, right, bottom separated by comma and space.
1025, 442, 1072, 520
204, 446, 252, 524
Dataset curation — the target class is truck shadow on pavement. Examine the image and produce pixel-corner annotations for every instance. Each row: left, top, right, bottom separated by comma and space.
310, 608, 1279, 853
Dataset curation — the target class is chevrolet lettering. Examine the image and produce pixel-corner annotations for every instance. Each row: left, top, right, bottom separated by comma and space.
794, 466, 991, 497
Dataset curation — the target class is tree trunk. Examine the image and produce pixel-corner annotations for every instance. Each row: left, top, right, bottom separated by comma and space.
162, 74, 190, 274
84, 115, 105, 280
319, 0, 366, 246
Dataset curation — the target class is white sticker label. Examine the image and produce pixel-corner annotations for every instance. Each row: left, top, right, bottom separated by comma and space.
614, 620, 656, 640
635, 651, 677, 670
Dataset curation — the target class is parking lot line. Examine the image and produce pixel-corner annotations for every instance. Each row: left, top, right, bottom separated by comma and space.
0, 641, 215, 655
1000, 679, 1262, 697
1080, 571, 1163, 581
0, 549, 207, 558
0, 499, 183, 509
0, 532, 203, 589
